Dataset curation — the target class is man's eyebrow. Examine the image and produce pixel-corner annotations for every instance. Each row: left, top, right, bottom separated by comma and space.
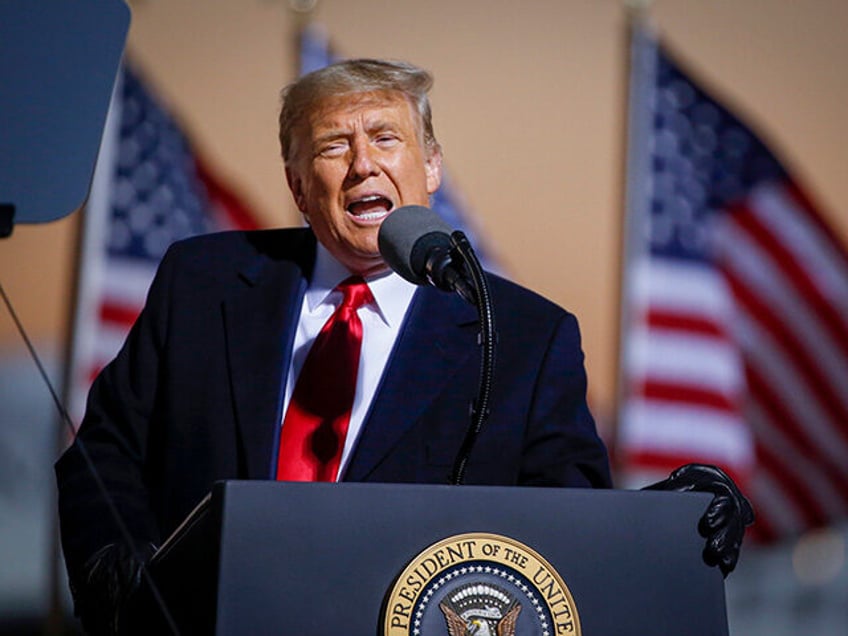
365, 119, 402, 133
310, 117, 407, 146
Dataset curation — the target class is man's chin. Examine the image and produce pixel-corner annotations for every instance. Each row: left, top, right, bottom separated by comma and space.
337, 247, 389, 278
353, 255, 390, 278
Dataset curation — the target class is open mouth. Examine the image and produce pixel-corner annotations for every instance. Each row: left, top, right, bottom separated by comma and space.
346, 195, 394, 221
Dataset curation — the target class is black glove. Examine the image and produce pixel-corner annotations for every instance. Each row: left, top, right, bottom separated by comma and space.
73, 542, 156, 635
645, 463, 755, 577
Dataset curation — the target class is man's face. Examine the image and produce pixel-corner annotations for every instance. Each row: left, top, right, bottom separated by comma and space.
286, 90, 442, 276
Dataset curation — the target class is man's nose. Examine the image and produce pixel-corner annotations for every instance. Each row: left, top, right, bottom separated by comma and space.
348, 138, 380, 179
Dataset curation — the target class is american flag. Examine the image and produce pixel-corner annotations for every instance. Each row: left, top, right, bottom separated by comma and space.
297, 23, 499, 272
66, 64, 260, 425
617, 23, 848, 542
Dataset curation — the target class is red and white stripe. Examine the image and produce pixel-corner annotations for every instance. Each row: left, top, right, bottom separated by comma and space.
66, 70, 260, 427
717, 181, 848, 542
621, 179, 848, 542
619, 257, 755, 487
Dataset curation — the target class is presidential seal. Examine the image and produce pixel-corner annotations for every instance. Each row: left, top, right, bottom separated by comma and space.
383, 533, 580, 636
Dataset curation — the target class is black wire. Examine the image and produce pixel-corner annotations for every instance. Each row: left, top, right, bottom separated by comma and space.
447, 233, 497, 486
0, 281, 181, 635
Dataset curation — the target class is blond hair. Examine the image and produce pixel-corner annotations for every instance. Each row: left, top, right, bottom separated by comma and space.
278, 58, 440, 164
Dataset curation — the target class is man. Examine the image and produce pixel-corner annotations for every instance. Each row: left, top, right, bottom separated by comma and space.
56, 59, 749, 634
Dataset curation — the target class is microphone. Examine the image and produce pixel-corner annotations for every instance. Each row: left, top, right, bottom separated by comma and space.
378, 205, 474, 301
380, 204, 497, 485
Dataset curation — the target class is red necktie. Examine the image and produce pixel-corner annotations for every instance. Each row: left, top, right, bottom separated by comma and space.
276, 276, 374, 481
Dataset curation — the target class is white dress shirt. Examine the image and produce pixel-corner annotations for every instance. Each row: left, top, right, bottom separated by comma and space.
281, 243, 417, 479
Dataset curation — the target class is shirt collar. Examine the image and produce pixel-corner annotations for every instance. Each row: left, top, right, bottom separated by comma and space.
306, 243, 417, 327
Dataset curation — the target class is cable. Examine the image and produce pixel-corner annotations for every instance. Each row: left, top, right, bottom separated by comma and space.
0, 281, 181, 635
447, 233, 497, 486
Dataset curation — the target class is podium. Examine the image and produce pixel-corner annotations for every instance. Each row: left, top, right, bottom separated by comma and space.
140, 481, 728, 635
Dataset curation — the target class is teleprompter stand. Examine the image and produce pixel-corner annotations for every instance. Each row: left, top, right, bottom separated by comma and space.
138, 481, 729, 635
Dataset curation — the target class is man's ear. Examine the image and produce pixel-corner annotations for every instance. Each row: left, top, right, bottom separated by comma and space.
285, 166, 308, 214
424, 148, 443, 195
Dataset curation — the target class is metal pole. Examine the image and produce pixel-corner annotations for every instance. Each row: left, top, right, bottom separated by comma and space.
610, 1, 656, 479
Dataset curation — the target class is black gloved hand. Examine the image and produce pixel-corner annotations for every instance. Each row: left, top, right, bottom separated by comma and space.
645, 463, 755, 577
73, 542, 156, 635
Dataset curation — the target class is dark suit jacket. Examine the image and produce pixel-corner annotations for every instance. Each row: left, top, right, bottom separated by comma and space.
56, 228, 610, 583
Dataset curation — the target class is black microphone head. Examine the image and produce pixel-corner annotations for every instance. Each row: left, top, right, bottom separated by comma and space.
378, 205, 453, 284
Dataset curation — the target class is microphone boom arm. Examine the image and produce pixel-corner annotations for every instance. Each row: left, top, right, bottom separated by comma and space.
447, 230, 497, 485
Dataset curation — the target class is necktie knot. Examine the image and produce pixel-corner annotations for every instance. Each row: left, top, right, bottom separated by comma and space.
337, 276, 373, 315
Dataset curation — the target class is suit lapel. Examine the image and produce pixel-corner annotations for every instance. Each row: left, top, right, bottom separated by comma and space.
344, 287, 478, 481
223, 231, 315, 479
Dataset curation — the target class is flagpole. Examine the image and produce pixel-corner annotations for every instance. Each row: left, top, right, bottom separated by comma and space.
610, 0, 655, 483
45, 65, 125, 634
45, 155, 87, 636
287, 0, 319, 77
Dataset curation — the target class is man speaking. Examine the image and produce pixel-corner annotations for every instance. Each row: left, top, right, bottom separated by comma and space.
56, 59, 749, 634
